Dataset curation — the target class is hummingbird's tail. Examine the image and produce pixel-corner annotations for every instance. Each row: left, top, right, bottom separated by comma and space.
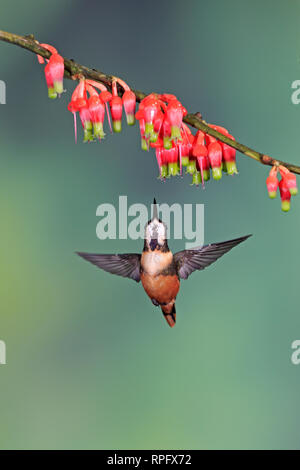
161, 302, 176, 328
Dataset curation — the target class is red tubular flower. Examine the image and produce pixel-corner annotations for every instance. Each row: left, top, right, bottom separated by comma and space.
69, 81, 93, 142
86, 79, 113, 133
186, 155, 197, 175
89, 96, 105, 140
68, 80, 87, 143
165, 99, 185, 141
155, 148, 165, 178
37, 44, 64, 99
112, 77, 137, 127
163, 147, 179, 176
136, 94, 162, 142
122, 90, 136, 125
144, 98, 161, 139
197, 153, 210, 179
138, 119, 148, 151
188, 131, 202, 185
207, 142, 223, 180
100, 91, 113, 133
191, 131, 210, 183
284, 173, 298, 196
161, 117, 172, 149
141, 106, 163, 144
278, 165, 298, 196
279, 178, 291, 212
113, 77, 136, 126
193, 143, 209, 186
110, 81, 123, 133
86, 85, 105, 140
79, 104, 93, 142
153, 110, 164, 140
196, 154, 210, 187
188, 131, 202, 175
178, 142, 191, 168
266, 167, 279, 199
48, 53, 64, 96
44, 62, 57, 99
178, 132, 192, 174
206, 125, 238, 175
220, 134, 237, 175
151, 138, 168, 178
110, 96, 123, 133
179, 124, 193, 167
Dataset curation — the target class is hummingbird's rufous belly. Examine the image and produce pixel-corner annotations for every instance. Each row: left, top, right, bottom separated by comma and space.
141, 272, 180, 305
140, 250, 180, 305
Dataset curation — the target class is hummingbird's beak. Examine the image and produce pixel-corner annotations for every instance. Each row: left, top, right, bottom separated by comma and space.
152, 198, 158, 221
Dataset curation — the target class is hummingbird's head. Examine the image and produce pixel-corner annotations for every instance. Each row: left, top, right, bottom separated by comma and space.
144, 199, 168, 252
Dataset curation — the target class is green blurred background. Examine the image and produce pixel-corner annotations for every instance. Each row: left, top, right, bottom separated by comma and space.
0, 0, 300, 450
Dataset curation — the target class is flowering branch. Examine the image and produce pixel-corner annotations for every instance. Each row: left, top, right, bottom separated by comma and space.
1, 29, 300, 213
1, 29, 299, 176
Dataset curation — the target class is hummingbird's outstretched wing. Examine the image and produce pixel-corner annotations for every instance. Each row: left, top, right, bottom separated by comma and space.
76, 252, 141, 282
174, 235, 251, 280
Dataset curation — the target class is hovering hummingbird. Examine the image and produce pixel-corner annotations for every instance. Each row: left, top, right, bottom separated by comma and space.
77, 199, 251, 327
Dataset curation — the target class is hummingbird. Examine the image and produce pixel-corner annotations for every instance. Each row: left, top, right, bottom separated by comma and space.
77, 199, 251, 327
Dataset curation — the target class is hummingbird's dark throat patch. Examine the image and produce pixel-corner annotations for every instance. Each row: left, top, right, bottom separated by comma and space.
150, 238, 158, 251
143, 239, 170, 253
